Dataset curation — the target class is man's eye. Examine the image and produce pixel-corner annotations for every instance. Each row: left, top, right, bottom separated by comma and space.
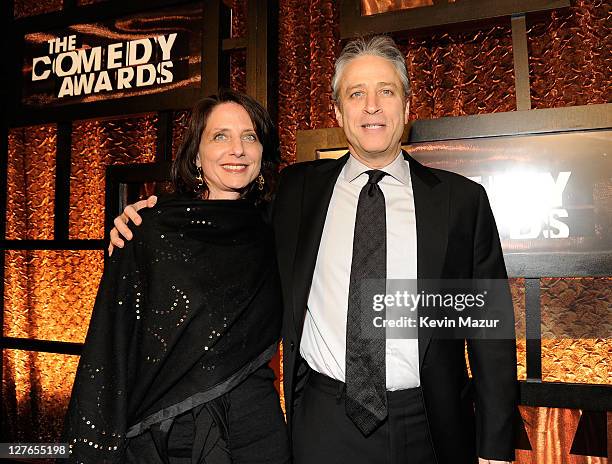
213, 133, 227, 141
381, 89, 393, 96
350, 91, 364, 98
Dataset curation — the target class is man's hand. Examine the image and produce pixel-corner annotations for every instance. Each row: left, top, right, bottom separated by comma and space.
479, 459, 511, 464
108, 195, 157, 256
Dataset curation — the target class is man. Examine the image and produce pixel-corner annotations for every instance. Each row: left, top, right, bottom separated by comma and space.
110, 36, 517, 464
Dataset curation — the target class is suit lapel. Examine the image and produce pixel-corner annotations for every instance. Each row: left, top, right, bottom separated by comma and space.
292, 154, 349, 338
404, 151, 449, 366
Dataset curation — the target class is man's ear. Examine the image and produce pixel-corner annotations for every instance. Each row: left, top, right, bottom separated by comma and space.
333, 101, 344, 128
404, 98, 410, 125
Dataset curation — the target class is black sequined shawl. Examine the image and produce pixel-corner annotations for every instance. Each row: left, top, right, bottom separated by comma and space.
64, 196, 283, 463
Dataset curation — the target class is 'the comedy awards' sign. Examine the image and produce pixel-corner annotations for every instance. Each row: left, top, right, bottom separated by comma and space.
31, 33, 178, 98
20, 4, 202, 109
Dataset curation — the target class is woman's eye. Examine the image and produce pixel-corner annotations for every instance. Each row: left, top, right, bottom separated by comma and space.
213, 133, 227, 141
243, 133, 257, 142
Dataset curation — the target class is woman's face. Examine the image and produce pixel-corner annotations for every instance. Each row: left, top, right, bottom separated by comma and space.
197, 102, 263, 200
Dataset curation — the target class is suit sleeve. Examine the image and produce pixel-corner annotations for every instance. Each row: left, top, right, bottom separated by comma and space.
467, 185, 518, 461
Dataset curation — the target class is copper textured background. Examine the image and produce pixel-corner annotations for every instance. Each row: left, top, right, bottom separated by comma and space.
306, 0, 340, 130
69, 115, 157, 239
403, 24, 516, 120
6, 126, 56, 240
230, 49, 248, 94
516, 407, 610, 464
541, 277, 611, 384
229, 0, 248, 93
510, 278, 527, 381
528, 0, 612, 109
13, 0, 62, 18
230, 0, 247, 39
3, 349, 79, 445
172, 110, 191, 159
278, 0, 323, 165
3, 250, 104, 343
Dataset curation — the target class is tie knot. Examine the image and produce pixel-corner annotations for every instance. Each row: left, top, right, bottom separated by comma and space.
366, 170, 387, 185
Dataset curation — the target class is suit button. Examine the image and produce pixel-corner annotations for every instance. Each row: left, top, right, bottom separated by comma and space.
290, 341, 295, 352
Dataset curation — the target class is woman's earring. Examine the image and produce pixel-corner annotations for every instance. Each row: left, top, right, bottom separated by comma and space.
256, 174, 265, 191
196, 166, 204, 191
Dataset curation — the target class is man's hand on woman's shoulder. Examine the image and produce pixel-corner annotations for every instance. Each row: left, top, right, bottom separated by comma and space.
108, 195, 158, 256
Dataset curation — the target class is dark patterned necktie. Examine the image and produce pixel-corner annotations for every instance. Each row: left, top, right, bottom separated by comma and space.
345, 169, 388, 436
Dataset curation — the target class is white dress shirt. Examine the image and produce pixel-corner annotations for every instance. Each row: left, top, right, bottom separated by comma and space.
300, 151, 420, 390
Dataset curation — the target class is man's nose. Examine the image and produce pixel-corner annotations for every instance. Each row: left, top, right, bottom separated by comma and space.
363, 93, 381, 114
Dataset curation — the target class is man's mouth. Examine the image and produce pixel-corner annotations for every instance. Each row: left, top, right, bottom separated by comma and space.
361, 123, 386, 129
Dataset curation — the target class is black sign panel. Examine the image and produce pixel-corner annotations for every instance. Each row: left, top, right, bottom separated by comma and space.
16, 2, 205, 121
407, 130, 612, 277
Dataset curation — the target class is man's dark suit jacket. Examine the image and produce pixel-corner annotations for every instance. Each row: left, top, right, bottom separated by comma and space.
272, 151, 518, 463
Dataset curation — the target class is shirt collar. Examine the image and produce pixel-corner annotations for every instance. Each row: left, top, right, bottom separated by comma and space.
344, 150, 410, 185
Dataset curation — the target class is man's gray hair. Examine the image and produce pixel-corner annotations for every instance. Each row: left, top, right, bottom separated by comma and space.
331, 35, 410, 102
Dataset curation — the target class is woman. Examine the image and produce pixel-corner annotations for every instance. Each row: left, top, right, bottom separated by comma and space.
64, 90, 290, 463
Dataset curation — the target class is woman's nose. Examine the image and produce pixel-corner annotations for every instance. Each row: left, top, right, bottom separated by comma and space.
231, 138, 245, 156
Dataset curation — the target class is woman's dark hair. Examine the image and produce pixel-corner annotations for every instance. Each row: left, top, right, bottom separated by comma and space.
171, 89, 280, 204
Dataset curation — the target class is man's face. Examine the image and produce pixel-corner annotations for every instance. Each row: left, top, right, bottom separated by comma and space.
334, 54, 409, 167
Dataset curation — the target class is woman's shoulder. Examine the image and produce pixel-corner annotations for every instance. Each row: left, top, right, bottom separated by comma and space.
128, 193, 180, 240
138, 193, 188, 223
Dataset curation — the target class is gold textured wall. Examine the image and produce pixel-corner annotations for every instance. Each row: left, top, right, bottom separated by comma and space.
2, 252, 99, 444
2, 349, 79, 443
3, 250, 104, 343
6, 126, 57, 240
69, 115, 157, 239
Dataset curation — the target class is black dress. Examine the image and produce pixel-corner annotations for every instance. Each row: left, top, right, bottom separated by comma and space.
64, 196, 290, 464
